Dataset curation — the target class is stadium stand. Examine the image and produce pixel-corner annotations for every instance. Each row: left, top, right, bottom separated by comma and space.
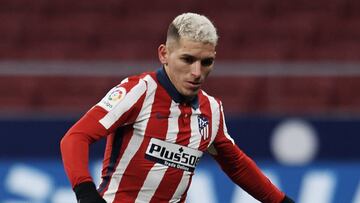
1, 0, 360, 60
1, 0, 360, 116
1, 72, 360, 115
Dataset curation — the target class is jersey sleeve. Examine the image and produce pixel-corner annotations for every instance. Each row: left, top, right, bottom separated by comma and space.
60, 76, 147, 188
209, 102, 285, 203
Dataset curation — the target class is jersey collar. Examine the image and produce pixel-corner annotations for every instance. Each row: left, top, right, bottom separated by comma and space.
156, 67, 199, 109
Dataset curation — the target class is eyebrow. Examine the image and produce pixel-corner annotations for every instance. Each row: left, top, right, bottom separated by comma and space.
180, 54, 215, 61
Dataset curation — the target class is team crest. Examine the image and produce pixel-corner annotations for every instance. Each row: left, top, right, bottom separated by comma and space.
197, 114, 209, 140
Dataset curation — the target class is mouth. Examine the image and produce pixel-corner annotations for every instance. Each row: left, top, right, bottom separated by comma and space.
186, 81, 202, 89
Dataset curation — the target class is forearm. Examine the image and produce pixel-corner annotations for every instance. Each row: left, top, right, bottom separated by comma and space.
225, 154, 284, 202
60, 109, 108, 188
60, 131, 93, 188
212, 143, 284, 203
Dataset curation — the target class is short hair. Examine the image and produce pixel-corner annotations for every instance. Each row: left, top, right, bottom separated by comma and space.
167, 13, 218, 46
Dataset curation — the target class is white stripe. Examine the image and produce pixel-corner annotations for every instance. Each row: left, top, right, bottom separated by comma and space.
219, 102, 235, 144
167, 101, 182, 142
188, 108, 202, 149
171, 171, 192, 202
201, 91, 221, 147
143, 100, 180, 142
103, 75, 157, 203
135, 101, 181, 202
120, 78, 129, 84
99, 79, 146, 129
135, 163, 168, 203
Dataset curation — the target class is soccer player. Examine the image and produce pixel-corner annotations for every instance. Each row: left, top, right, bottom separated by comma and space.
60, 12, 295, 203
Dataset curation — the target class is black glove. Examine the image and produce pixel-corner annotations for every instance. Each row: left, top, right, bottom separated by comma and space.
74, 181, 106, 203
281, 195, 295, 203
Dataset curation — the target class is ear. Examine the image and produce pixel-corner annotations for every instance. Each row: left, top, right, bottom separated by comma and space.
158, 44, 168, 65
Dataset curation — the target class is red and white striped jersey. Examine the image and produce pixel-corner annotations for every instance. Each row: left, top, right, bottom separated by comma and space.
61, 68, 285, 203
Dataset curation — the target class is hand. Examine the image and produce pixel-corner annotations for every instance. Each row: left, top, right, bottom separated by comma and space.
281, 195, 295, 203
74, 182, 106, 203
77, 195, 106, 203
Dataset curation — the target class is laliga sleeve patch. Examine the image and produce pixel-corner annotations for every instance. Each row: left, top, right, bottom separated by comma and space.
97, 86, 127, 111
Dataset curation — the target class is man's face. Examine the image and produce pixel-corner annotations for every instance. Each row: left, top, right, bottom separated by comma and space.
159, 38, 216, 99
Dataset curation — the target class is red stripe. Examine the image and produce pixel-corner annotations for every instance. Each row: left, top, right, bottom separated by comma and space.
177, 104, 193, 145
149, 168, 184, 203
113, 76, 172, 202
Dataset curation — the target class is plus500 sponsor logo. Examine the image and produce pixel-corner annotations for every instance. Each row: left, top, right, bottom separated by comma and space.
145, 138, 203, 172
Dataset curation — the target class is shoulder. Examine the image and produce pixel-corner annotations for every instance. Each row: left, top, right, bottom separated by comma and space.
199, 89, 222, 106
122, 71, 153, 83
118, 71, 157, 89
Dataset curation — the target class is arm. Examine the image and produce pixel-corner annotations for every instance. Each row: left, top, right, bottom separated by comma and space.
209, 142, 288, 203
60, 77, 148, 202
60, 106, 109, 188
60, 106, 109, 203
209, 103, 294, 203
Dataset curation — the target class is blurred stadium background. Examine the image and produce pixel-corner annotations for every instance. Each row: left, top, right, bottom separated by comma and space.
1, 0, 360, 202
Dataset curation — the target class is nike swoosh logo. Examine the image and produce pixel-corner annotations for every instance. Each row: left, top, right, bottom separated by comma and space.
156, 112, 168, 119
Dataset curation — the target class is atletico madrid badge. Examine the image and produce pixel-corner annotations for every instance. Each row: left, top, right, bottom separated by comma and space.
197, 114, 209, 140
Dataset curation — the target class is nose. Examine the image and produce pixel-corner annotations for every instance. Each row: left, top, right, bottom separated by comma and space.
191, 61, 201, 78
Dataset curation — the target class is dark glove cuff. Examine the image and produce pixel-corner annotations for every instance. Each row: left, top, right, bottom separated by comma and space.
281, 195, 295, 203
73, 181, 99, 200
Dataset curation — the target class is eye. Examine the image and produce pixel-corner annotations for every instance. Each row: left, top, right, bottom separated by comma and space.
201, 58, 214, 67
181, 56, 195, 64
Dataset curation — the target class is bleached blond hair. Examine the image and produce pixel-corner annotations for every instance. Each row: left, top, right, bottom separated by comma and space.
167, 13, 218, 46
